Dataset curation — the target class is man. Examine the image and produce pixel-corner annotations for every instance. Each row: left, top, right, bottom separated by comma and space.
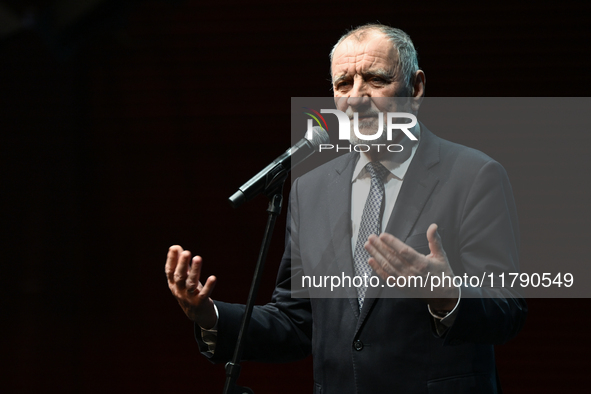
166, 24, 526, 393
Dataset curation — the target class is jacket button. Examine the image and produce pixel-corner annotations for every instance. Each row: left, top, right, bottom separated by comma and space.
353, 340, 364, 351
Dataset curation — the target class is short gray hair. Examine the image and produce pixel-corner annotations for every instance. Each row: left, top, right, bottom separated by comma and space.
330, 24, 419, 94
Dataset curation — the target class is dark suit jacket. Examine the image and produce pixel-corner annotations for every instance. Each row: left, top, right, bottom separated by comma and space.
198, 127, 527, 394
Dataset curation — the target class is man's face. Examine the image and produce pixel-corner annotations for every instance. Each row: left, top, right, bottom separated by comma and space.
331, 31, 409, 144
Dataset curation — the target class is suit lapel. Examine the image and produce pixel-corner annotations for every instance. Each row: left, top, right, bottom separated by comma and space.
384, 127, 441, 241
356, 125, 441, 332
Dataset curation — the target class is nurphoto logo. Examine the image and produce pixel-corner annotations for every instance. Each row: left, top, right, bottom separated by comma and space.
303, 108, 417, 153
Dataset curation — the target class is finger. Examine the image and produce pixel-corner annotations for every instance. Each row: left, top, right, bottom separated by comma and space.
165, 245, 183, 284
365, 234, 401, 273
174, 250, 192, 288
426, 223, 444, 258
186, 255, 203, 291
377, 232, 420, 264
368, 257, 394, 279
198, 275, 217, 300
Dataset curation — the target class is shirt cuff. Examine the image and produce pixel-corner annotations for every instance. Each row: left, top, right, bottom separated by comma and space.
428, 287, 461, 336
199, 303, 219, 355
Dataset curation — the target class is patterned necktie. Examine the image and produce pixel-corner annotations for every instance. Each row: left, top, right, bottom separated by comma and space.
353, 161, 389, 309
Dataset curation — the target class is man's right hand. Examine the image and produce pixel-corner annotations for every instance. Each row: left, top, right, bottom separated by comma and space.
165, 245, 217, 329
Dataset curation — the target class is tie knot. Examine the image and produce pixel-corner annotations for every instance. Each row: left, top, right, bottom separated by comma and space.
365, 161, 389, 182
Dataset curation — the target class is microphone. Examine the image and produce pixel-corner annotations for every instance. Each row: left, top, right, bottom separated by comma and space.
229, 126, 330, 208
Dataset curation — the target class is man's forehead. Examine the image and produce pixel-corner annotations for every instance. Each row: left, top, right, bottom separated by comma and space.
331, 31, 397, 75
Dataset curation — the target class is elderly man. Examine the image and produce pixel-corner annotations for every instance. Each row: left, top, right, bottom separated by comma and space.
166, 24, 527, 393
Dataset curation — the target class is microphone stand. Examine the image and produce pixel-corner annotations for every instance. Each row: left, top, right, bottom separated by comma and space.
223, 174, 288, 394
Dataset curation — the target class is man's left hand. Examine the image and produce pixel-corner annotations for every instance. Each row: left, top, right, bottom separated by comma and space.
365, 223, 459, 312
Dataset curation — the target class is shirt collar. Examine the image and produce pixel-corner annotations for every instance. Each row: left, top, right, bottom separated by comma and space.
351, 123, 421, 183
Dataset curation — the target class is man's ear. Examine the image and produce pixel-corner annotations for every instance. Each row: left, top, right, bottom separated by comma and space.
411, 70, 425, 112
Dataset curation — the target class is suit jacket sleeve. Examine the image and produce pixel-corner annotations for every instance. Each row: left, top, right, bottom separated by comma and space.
437, 158, 527, 345
195, 180, 313, 364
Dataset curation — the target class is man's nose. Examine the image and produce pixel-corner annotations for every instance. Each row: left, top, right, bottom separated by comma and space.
347, 79, 371, 110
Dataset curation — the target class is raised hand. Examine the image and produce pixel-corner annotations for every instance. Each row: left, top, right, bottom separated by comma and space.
364, 223, 459, 312
165, 245, 218, 328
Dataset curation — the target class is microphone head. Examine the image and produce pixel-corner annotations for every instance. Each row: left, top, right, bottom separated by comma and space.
305, 126, 330, 151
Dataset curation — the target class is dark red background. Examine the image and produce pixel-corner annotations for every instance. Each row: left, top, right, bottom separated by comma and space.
1, 1, 590, 393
